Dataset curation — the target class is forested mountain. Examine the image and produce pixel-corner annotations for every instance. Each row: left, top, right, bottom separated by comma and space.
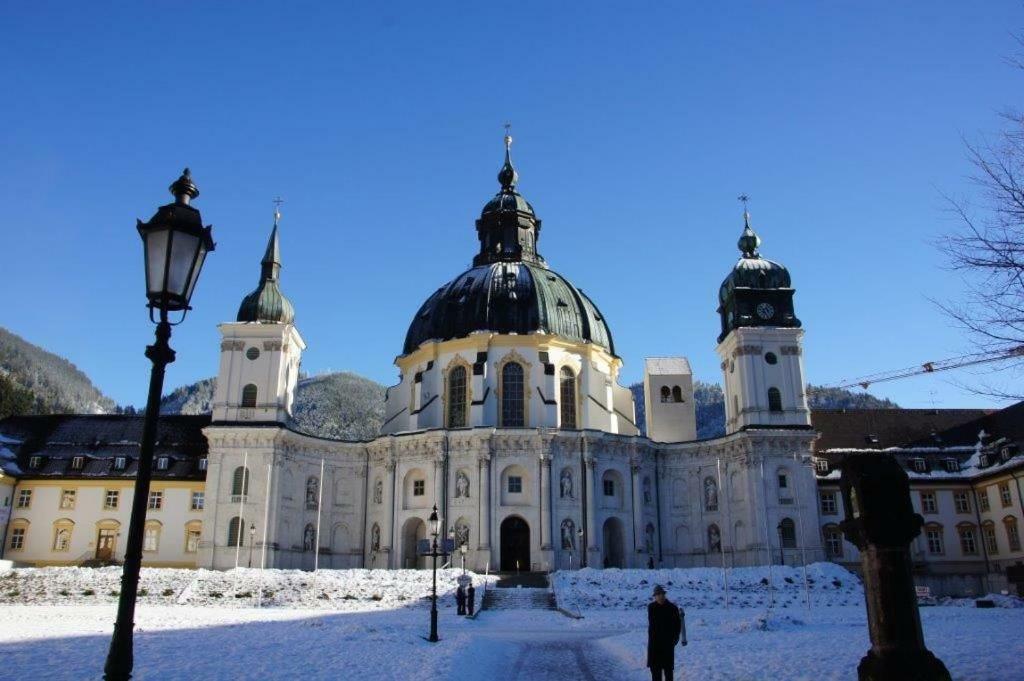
0, 327, 116, 417
630, 381, 899, 440
160, 372, 386, 441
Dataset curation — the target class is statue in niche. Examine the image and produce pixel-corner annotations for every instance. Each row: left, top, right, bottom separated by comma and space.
708, 525, 721, 553
303, 524, 316, 552
560, 469, 574, 499
561, 518, 576, 550
306, 476, 319, 509
373, 479, 383, 505
455, 522, 470, 548
645, 523, 655, 554
643, 477, 652, 504
371, 523, 381, 551
455, 471, 470, 499
704, 477, 718, 512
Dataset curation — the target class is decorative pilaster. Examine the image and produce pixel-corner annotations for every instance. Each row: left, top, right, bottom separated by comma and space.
631, 459, 644, 563
478, 452, 492, 550
585, 456, 599, 556
383, 459, 396, 568
540, 454, 552, 549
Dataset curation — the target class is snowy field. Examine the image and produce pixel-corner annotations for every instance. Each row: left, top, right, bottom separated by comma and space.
0, 565, 1021, 680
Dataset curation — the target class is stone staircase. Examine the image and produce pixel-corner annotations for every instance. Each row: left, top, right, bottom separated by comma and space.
482, 572, 557, 611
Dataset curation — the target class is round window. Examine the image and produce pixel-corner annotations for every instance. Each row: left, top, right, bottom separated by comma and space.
765, 352, 778, 365
246, 347, 260, 361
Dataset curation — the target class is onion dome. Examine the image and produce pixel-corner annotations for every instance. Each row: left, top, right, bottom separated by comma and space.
717, 209, 799, 342
237, 221, 295, 324
403, 134, 615, 356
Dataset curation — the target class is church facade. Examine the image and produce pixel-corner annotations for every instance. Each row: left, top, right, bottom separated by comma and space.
197, 135, 824, 573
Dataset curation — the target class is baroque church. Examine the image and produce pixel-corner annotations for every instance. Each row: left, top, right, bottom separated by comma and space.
199, 134, 823, 572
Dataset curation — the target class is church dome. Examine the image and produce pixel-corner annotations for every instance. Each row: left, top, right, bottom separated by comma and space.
402, 133, 614, 356
718, 217, 792, 304
403, 261, 614, 355
237, 224, 296, 324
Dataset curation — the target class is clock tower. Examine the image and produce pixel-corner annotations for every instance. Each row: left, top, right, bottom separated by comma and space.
716, 208, 809, 434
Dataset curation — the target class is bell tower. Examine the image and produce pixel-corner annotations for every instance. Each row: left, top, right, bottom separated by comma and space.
716, 204, 809, 434
212, 206, 305, 423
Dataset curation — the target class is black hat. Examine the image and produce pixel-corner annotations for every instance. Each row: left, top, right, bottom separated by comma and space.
652, 584, 666, 596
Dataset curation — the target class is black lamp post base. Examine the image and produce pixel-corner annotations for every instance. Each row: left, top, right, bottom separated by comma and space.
858, 649, 951, 681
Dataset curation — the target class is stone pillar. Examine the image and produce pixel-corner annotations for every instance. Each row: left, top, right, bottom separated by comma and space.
585, 456, 599, 561
478, 453, 491, 550
540, 454, 552, 550
383, 460, 396, 568
839, 454, 950, 681
631, 460, 644, 566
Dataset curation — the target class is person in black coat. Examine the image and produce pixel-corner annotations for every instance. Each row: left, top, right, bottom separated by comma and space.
466, 584, 476, 616
647, 584, 686, 681
456, 585, 466, 615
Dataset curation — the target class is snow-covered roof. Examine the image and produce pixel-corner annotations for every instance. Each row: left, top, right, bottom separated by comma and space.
644, 357, 692, 376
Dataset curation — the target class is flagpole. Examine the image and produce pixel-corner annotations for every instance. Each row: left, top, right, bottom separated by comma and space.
257, 462, 273, 608
793, 457, 811, 610
235, 450, 248, 569
761, 458, 774, 610
314, 458, 325, 574
717, 457, 729, 608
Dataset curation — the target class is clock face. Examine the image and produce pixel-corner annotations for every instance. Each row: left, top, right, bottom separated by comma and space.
756, 302, 775, 320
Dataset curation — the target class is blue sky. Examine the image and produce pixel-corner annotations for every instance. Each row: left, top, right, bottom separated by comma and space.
2, 2, 1022, 409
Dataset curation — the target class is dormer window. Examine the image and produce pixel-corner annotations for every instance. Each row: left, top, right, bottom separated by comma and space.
814, 459, 830, 474
979, 453, 990, 467
1001, 446, 1014, 463
865, 434, 880, 445
944, 459, 959, 473
71, 456, 85, 470
29, 456, 41, 469
198, 457, 208, 471
912, 458, 927, 473
113, 456, 127, 471
156, 457, 169, 471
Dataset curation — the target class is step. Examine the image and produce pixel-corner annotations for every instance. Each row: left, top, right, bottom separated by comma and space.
482, 587, 557, 611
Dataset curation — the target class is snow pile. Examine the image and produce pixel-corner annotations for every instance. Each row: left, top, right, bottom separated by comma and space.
0, 567, 489, 610
552, 562, 862, 610
939, 593, 1024, 608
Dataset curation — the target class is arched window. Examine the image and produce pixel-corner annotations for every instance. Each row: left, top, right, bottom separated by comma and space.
779, 518, 796, 548
500, 362, 525, 427
767, 387, 782, 412
559, 366, 577, 429
231, 466, 250, 497
671, 386, 683, 403
660, 386, 671, 403
241, 383, 258, 408
227, 516, 245, 547
447, 365, 467, 428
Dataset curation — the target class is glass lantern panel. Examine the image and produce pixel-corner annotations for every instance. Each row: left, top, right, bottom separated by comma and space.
166, 231, 200, 298
184, 244, 208, 303
144, 228, 170, 297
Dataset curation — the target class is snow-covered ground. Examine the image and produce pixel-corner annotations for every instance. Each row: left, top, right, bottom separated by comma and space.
0, 565, 1021, 680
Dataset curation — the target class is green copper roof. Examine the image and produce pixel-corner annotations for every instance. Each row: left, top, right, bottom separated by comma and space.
237, 225, 295, 324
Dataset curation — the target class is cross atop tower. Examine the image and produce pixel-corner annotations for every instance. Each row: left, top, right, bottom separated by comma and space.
273, 197, 284, 227
504, 122, 512, 149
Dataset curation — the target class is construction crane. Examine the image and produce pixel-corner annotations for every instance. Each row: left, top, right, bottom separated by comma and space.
821, 345, 1024, 391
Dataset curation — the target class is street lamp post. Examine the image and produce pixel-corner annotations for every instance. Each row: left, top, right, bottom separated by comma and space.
460, 543, 467, 575
428, 505, 441, 643
248, 523, 256, 568
103, 169, 214, 681
577, 528, 584, 569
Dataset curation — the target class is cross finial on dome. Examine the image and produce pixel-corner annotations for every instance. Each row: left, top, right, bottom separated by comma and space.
736, 194, 761, 258
498, 122, 518, 190
273, 196, 284, 227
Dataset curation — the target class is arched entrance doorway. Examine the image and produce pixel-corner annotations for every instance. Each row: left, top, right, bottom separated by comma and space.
602, 517, 625, 568
500, 516, 530, 572
401, 517, 426, 569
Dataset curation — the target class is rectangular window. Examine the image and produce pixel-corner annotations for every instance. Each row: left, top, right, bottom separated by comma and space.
603, 479, 614, 496
824, 529, 843, 558
912, 459, 927, 473
185, 529, 201, 553
191, 491, 205, 511
984, 525, 998, 554
944, 459, 959, 473
1007, 521, 1021, 552
999, 482, 1012, 507
10, 527, 25, 550
104, 489, 119, 510
958, 527, 977, 555
777, 474, 788, 489
198, 458, 208, 472
412, 480, 425, 496
71, 456, 84, 470
820, 491, 838, 516
509, 476, 523, 494
29, 456, 41, 469
143, 526, 159, 552
16, 489, 31, 509
156, 457, 169, 471
114, 457, 127, 471
954, 492, 971, 514
920, 492, 937, 514
60, 489, 76, 510
926, 527, 944, 555
979, 488, 990, 513
814, 459, 830, 474
148, 490, 163, 510
53, 527, 71, 552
